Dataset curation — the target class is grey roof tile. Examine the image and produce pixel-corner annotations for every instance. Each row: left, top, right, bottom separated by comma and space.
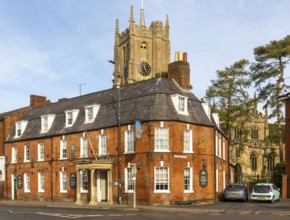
7, 77, 214, 142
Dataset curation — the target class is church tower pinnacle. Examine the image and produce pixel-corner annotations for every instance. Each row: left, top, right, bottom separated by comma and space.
139, 0, 145, 26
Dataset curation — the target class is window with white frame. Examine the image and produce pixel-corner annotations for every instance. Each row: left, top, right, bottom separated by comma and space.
38, 143, 45, 161
99, 134, 107, 156
125, 129, 134, 153
24, 173, 30, 192
60, 171, 67, 192
12, 147, 17, 163
171, 94, 188, 115
41, 115, 55, 133
67, 111, 73, 125
154, 166, 169, 192
60, 139, 67, 159
65, 110, 79, 127
183, 129, 193, 153
84, 105, 100, 123
125, 167, 135, 192
38, 172, 45, 192
24, 145, 30, 162
14, 120, 28, 138
154, 127, 169, 152
42, 116, 48, 132
80, 137, 88, 158
81, 170, 88, 192
184, 167, 193, 192
86, 107, 94, 121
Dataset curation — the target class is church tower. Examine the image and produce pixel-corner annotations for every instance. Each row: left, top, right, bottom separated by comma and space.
112, 4, 171, 86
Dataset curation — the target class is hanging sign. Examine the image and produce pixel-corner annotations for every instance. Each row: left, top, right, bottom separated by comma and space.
17, 175, 23, 189
199, 170, 208, 187
135, 120, 142, 140
70, 173, 76, 189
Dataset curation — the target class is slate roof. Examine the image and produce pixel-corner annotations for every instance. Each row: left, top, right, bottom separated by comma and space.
0, 107, 28, 121
6, 77, 214, 142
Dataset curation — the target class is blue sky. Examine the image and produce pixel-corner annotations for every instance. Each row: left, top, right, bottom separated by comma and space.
0, 0, 290, 114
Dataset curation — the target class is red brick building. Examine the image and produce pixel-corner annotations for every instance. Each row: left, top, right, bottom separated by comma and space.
3, 59, 229, 205
0, 95, 50, 199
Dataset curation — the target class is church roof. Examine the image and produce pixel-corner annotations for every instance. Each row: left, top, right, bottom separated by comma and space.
6, 77, 214, 142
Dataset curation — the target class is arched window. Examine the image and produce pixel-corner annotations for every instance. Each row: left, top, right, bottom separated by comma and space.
235, 164, 242, 183
234, 128, 242, 140
250, 152, 257, 171
251, 126, 259, 140
140, 42, 149, 60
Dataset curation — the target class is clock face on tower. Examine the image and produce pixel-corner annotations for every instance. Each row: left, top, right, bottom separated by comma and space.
138, 62, 151, 76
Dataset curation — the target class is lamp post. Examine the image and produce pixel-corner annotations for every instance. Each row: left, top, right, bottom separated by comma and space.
116, 75, 122, 205
109, 60, 123, 205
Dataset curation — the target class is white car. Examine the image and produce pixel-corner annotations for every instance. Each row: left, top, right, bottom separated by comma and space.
251, 183, 280, 203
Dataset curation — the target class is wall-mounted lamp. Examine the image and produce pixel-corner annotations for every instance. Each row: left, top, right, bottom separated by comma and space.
202, 159, 207, 169
137, 162, 143, 169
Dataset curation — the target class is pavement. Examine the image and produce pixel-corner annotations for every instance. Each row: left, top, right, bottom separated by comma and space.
1, 199, 290, 216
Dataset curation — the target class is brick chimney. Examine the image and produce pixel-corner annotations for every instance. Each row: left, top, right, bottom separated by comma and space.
30, 95, 50, 108
168, 51, 190, 90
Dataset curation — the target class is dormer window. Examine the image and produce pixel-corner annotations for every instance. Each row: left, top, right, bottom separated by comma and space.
14, 120, 28, 138
171, 94, 188, 115
41, 115, 55, 133
65, 110, 79, 127
85, 105, 99, 123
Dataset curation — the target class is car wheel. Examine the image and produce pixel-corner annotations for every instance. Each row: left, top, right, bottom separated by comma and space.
271, 196, 275, 204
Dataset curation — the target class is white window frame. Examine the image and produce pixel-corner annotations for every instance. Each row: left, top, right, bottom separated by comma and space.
154, 127, 169, 152
171, 94, 188, 115
38, 172, 45, 192
85, 105, 100, 123
98, 134, 107, 156
60, 139, 67, 159
60, 171, 67, 193
12, 147, 17, 164
14, 120, 28, 138
184, 167, 193, 193
183, 129, 193, 153
125, 167, 135, 193
80, 137, 88, 158
65, 110, 79, 127
38, 143, 45, 161
154, 166, 170, 193
41, 115, 55, 133
24, 173, 30, 193
24, 145, 30, 162
80, 170, 88, 193
125, 129, 134, 153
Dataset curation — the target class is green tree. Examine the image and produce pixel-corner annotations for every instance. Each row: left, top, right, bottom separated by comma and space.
205, 59, 252, 136
250, 35, 290, 162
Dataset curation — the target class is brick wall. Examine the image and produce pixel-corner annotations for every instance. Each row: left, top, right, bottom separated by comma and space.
5, 120, 227, 205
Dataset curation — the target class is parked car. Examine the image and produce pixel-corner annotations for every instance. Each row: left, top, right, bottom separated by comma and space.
223, 183, 248, 202
251, 183, 280, 203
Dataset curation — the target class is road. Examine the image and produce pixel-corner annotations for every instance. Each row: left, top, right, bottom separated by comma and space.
0, 200, 290, 220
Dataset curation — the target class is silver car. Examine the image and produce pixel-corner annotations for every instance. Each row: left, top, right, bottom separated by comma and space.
251, 183, 280, 203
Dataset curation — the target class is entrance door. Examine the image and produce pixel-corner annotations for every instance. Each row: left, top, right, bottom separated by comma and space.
11, 174, 17, 200
100, 170, 108, 202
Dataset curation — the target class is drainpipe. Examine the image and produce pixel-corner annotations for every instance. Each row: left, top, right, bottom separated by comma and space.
214, 129, 217, 202
50, 137, 53, 201
3, 120, 8, 199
